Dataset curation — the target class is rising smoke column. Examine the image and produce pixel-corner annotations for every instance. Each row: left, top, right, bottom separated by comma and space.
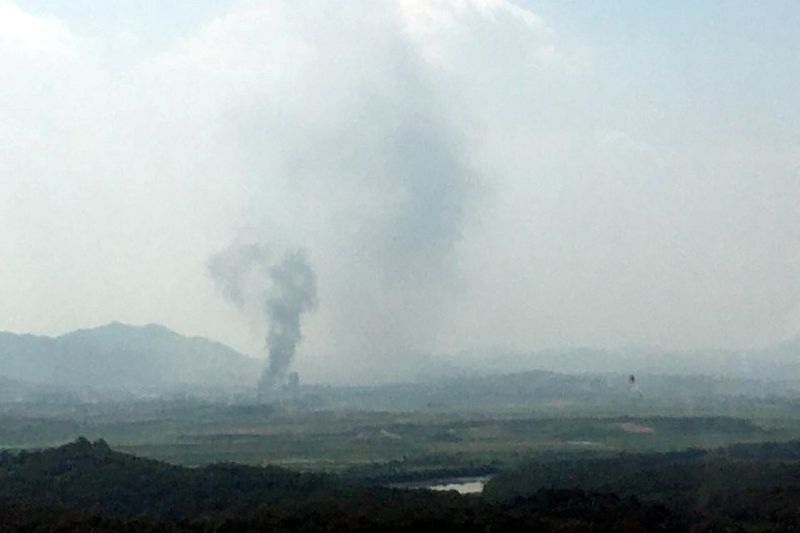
260, 249, 317, 389
207, 243, 317, 391
198, 2, 488, 374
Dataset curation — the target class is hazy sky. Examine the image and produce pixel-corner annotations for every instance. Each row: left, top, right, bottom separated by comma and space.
2, 1, 800, 382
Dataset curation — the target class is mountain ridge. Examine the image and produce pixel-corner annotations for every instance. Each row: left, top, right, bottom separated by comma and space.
0, 322, 260, 391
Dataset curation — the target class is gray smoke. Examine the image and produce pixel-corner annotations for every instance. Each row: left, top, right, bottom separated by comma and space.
207, 243, 317, 391
226, 13, 478, 367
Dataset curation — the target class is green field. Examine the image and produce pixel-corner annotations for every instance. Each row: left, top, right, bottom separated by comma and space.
4, 398, 800, 483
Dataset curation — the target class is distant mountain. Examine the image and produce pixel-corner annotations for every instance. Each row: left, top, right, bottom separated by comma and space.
452, 337, 800, 383
0, 376, 46, 403
308, 368, 800, 413
0, 323, 260, 391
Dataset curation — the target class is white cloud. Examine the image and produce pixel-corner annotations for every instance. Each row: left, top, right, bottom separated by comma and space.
2, 1, 800, 383
0, 1, 75, 56
398, 0, 557, 68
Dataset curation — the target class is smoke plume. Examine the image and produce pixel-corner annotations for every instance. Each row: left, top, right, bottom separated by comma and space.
207, 243, 317, 390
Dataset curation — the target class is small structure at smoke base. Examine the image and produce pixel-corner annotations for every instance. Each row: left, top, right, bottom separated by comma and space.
256, 371, 301, 403
286, 372, 300, 400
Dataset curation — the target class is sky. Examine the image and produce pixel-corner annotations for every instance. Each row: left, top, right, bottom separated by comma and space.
2, 0, 799, 383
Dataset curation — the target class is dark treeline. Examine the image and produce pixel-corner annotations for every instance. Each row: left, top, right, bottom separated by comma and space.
486, 442, 800, 529
5, 439, 800, 531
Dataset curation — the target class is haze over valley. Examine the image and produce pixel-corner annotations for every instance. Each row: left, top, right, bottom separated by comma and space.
3, 1, 800, 531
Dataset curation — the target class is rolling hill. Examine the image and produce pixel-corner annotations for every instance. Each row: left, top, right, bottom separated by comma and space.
0, 323, 260, 392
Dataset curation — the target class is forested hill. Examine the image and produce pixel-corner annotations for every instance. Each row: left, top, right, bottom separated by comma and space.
0, 437, 340, 519
0, 323, 259, 390
484, 441, 800, 527
0, 439, 684, 531
7, 439, 800, 530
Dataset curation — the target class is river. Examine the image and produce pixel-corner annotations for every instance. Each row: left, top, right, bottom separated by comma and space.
426, 477, 490, 494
